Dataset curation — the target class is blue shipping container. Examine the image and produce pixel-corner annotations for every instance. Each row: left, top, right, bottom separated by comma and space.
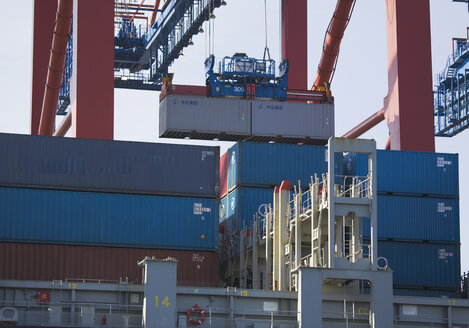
0, 187, 217, 251
393, 288, 459, 298
227, 142, 334, 191
223, 187, 274, 233
344, 150, 459, 197
219, 196, 228, 224
0, 133, 219, 198
362, 195, 460, 243
373, 241, 461, 290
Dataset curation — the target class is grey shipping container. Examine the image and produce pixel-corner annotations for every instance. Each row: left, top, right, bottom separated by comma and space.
0, 133, 219, 198
0, 243, 219, 287
159, 94, 251, 140
159, 94, 334, 145
251, 100, 334, 141
0, 187, 218, 251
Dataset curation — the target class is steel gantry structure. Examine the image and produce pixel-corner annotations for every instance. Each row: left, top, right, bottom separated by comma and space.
433, 28, 469, 137
31, 0, 465, 151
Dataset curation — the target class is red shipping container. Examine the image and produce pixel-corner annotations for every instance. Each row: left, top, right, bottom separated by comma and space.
220, 151, 229, 198
0, 243, 219, 287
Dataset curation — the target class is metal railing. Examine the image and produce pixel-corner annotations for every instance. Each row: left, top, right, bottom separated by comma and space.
0, 300, 142, 327
220, 56, 276, 78
335, 242, 372, 261
334, 175, 372, 199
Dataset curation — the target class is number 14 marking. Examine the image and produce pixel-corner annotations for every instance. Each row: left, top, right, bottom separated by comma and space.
155, 296, 171, 308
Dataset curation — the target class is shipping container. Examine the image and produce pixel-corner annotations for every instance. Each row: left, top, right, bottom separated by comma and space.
0, 133, 219, 198
223, 187, 274, 233
362, 195, 460, 243
159, 95, 333, 144
220, 152, 228, 198
0, 187, 218, 251
393, 288, 459, 298
219, 195, 228, 224
344, 150, 459, 197
370, 241, 461, 290
0, 243, 219, 287
227, 142, 329, 191
159, 94, 251, 140
251, 100, 334, 141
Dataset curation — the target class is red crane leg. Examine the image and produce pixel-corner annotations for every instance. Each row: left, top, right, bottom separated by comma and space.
31, 0, 57, 135
71, 0, 114, 140
39, 0, 73, 137
384, 0, 435, 152
281, 0, 307, 90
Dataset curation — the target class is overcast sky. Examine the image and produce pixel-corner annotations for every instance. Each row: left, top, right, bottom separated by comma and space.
0, 0, 467, 273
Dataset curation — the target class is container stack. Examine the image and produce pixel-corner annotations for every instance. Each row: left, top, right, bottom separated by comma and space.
345, 150, 461, 297
219, 142, 330, 234
0, 133, 220, 286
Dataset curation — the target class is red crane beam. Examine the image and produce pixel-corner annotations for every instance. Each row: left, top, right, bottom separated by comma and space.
150, 0, 161, 27
38, 0, 73, 136
313, 0, 356, 90
53, 111, 72, 137
128, 0, 146, 23
342, 109, 385, 138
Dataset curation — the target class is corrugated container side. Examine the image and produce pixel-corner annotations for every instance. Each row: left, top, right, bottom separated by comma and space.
251, 100, 334, 140
225, 187, 274, 233
344, 150, 459, 197
0, 187, 218, 251
0, 243, 218, 287
159, 94, 251, 137
393, 288, 459, 298
373, 241, 461, 289
220, 152, 228, 198
362, 195, 460, 243
219, 196, 228, 224
0, 133, 219, 198
227, 142, 328, 191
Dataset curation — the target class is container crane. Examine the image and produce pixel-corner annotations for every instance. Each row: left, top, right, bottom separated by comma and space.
434, 28, 469, 137
32, 0, 453, 151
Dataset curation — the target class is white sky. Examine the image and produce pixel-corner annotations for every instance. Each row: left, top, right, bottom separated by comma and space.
0, 0, 467, 273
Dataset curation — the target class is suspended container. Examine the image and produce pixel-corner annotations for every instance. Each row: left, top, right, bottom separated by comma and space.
362, 195, 460, 243
0, 243, 218, 287
0, 187, 218, 251
344, 150, 459, 197
159, 95, 251, 140
251, 100, 334, 142
0, 133, 219, 198
159, 95, 334, 144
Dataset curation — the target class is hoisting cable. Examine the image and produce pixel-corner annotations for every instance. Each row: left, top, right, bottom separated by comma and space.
207, 0, 215, 56
263, 0, 271, 61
